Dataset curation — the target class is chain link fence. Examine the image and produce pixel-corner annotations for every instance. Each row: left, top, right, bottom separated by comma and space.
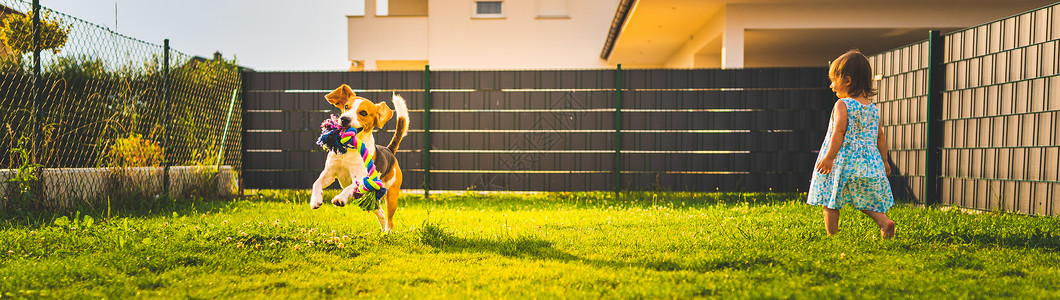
1, 0, 242, 212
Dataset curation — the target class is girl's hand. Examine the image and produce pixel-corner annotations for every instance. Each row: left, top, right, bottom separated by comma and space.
884, 161, 891, 175
815, 158, 835, 174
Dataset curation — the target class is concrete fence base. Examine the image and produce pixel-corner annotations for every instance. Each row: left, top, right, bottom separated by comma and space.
0, 166, 236, 209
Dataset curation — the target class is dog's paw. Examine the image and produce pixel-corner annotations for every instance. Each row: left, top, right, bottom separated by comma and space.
310, 194, 324, 209
331, 197, 347, 207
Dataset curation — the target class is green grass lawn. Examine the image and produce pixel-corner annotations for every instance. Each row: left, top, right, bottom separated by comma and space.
1, 191, 1059, 299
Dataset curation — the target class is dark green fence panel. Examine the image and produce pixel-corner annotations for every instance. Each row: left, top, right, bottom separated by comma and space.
619, 69, 831, 192
242, 68, 832, 192
241, 71, 425, 189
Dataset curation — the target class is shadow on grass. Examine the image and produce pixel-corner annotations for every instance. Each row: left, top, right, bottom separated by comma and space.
0, 194, 242, 228
920, 230, 1060, 251
415, 222, 838, 276
418, 221, 580, 261
3, 187, 340, 227
248, 189, 316, 204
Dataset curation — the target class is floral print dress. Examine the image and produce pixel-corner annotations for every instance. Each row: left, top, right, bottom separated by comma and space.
806, 98, 895, 213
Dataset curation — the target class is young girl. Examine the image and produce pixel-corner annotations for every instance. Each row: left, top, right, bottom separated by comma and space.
807, 49, 896, 238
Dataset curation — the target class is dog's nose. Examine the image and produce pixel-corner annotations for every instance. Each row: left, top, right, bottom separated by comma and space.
339, 116, 351, 126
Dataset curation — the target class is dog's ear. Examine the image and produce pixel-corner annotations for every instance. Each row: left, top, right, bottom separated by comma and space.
325, 84, 356, 107
375, 102, 394, 128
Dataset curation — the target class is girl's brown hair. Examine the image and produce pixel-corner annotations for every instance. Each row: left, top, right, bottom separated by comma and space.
829, 49, 877, 98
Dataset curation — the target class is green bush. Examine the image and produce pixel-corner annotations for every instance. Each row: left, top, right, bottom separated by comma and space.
106, 134, 164, 168
0, 11, 71, 54
3, 137, 42, 211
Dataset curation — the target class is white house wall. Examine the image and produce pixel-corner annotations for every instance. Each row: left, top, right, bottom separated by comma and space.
347, 0, 429, 70
348, 0, 618, 70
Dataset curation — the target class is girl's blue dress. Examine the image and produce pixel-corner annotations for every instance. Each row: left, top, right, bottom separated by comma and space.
807, 98, 895, 213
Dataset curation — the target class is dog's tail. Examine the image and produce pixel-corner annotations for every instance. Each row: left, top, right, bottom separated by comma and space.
387, 94, 409, 153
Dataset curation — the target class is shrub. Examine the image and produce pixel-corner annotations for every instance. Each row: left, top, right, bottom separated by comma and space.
106, 133, 164, 168
0, 10, 71, 54
3, 137, 42, 211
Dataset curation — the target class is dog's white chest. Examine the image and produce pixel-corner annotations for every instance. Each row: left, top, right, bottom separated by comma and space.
323, 133, 377, 180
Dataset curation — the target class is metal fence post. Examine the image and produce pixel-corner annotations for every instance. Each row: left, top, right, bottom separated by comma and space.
423, 65, 431, 199
239, 69, 251, 198
31, 0, 41, 164
28, 0, 44, 201
614, 64, 622, 199
162, 39, 171, 197
925, 30, 944, 206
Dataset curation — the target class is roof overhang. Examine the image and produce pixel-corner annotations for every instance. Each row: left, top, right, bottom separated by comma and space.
600, 0, 724, 65
599, 0, 635, 60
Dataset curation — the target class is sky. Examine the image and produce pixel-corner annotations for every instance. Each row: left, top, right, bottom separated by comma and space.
33, 0, 367, 71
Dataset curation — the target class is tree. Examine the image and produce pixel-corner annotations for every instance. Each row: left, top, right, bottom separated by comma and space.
0, 11, 71, 54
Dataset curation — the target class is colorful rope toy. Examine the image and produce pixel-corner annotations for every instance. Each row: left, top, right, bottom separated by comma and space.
316, 115, 388, 211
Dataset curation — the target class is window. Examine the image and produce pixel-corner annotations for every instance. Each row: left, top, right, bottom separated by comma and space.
537, 0, 568, 18
377, 0, 389, 16
473, 1, 504, 18
350, 0, 366, 16
377, 0, 429, 17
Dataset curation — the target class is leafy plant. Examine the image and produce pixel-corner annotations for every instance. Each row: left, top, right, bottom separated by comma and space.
4, 137, 42, 208
0, 10, 71, 54
0, 54, 24, 74
51, 211, 93, 229
106, 133, 164, 168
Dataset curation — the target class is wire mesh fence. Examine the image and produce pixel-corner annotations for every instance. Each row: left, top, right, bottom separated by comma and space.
0, 0, 242, 212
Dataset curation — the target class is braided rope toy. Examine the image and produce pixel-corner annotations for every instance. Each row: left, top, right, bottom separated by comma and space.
316, 115, 387, 211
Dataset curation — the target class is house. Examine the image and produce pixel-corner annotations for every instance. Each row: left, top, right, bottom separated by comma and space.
347, 0, 618, 70
348, 0, 1058, 70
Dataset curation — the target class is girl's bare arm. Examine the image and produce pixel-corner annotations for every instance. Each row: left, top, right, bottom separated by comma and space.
815, 101, 847, 173
823, 101, 848, 160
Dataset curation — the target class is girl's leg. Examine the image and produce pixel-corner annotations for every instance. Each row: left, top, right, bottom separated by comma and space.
823, 207, 840, 236
860, 210, 896, 238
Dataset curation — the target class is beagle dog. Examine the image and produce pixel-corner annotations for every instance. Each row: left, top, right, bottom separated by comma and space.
310, 84, 409, 233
